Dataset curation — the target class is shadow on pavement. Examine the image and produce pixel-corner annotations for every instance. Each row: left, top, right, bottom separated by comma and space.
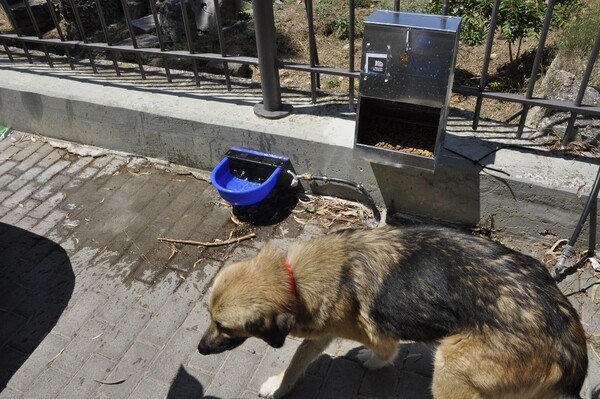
292, 343, 435, 399
167, 365, 219, 399
172, 342, 435, 399
0, 223, 74, 391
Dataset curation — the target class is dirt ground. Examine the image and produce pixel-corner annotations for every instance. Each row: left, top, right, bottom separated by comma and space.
268, 1, 557, 124
0, 0, 559, 126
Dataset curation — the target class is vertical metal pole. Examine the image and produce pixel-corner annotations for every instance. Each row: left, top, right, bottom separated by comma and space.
45, 0, 75, 69
252, 0, 291, 118
393, 0, 399, 11
212, 0, 232, 91
149, 0, 172, 82
516, 0, 556, 137
0, 0, 33, 62
22, 0, 54, 66
348, 0, 355, 111
441, 0, 449, 15
119, 0, 146, 79
94, 0, 121, 76
68, 0, 98, 73
590, 199, 597, 254
305, 0, 319, 104
1, 38, 14, 61
472, 0, 500, 130
180, 0, 200, 85
562, 29, 600, 145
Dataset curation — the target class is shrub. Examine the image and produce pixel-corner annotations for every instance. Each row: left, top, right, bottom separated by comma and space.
556, 0, 600, 84
428, 0, 579, 61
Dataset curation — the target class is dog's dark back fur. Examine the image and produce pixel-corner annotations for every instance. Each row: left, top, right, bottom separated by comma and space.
326, 225, 588, 396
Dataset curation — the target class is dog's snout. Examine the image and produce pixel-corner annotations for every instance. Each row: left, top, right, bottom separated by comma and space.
197, 338, 211, 355
198, 330, 248, 355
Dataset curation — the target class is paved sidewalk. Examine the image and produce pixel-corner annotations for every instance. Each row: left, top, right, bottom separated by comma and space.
0, 131, 437, 399
0, 131, 598, 399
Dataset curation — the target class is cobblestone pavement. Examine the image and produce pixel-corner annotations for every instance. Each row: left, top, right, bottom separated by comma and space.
0, 131, 598, 399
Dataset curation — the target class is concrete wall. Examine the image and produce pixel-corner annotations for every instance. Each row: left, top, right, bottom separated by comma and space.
1, 63, 598, 247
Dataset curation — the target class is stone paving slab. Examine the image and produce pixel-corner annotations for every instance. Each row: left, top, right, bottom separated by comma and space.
0, 131, 598, 399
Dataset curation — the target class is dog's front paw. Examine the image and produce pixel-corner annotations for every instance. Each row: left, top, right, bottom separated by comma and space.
357, 348, 391, 370
259, 374, 291, 399
357, 348, 374, 363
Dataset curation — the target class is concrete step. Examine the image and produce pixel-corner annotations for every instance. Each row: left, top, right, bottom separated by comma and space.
0, 57, 598, 251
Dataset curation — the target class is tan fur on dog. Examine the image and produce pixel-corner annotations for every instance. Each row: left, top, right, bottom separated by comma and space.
198, 226, 588, 399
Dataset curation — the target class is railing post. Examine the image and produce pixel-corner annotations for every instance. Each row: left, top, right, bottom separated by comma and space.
516, 0, 556, 138
562, 29, 600, 145
472, 0, 501, 130
252, 0, 292, 118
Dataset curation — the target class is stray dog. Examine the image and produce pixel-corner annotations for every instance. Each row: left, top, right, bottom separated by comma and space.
198, 225, 588, 399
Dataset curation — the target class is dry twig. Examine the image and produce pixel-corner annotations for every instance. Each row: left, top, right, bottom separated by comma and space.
167, 243, 179, 260
157, 233, 256, 247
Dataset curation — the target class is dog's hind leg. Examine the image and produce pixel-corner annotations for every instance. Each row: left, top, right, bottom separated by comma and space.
433, 332, 577, 399
259, 336, 333, 399
431, 334, 483, 399
356, 338, 399, 370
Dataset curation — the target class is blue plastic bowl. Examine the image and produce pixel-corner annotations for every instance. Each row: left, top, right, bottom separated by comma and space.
210, 149, 288, 206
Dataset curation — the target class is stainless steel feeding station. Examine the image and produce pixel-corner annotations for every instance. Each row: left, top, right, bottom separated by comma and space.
354, 10, 462, 171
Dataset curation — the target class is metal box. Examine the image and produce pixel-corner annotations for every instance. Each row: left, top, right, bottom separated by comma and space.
354, 10, 461, 170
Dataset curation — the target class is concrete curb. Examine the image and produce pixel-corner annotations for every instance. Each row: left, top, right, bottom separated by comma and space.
1, 60, 599, 247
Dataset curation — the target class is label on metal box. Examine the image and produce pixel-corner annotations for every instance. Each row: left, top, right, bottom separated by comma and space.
365, 53, 388, 75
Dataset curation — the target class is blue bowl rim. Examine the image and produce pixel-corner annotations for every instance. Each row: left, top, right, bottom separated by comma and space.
229, 147, 290, 163
211, 157, 284, 196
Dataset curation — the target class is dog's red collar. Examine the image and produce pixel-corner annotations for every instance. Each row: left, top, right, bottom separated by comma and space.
284, 259, 298, 299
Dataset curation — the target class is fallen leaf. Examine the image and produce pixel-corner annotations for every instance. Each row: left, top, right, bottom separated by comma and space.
48, 348, 65, 364
94, 379, 127, 385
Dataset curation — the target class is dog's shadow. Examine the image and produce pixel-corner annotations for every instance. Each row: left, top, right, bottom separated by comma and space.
283, 342, 436, 399
166, 343, 435, 398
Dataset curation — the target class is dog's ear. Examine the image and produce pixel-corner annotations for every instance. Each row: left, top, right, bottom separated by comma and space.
245, 313, 295, 348
254, 242, 283, 262
268, 313, 295, 348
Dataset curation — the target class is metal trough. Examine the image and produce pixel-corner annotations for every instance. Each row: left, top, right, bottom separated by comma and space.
354, 10, 461, 171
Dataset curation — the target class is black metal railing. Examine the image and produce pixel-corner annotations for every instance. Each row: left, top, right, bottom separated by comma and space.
0, 0, 598, 137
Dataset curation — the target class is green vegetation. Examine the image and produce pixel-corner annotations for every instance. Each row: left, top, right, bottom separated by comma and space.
324, 76, 342, 89
315, 0, 430, 39
556, 0, 600, 84
334, 16, 365, 39
376, 0, 430, 12
428, 0, 580, 62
